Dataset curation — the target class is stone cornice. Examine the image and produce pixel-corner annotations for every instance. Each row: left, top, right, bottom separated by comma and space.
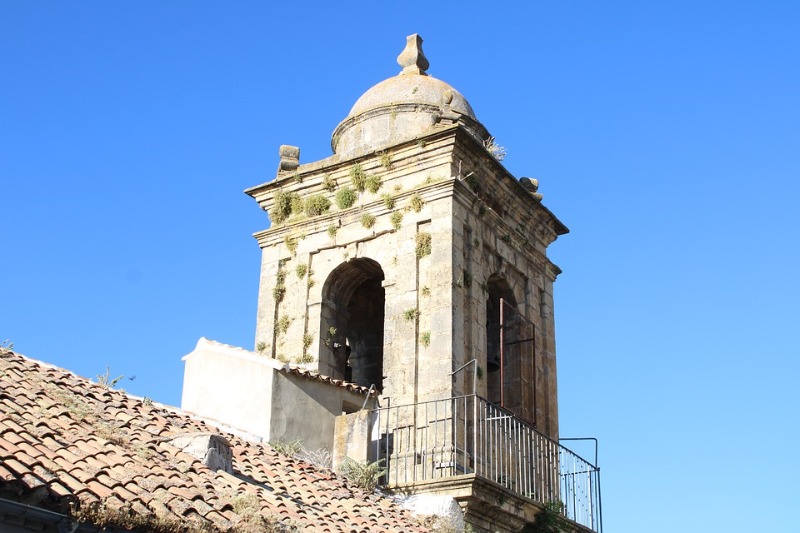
389, 474, 592, 533
244, 124, 464, 204
450, 127, 568, 237
253, 179, 455, 249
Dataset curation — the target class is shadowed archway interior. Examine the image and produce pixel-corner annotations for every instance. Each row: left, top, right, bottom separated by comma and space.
320, 258, 385, 390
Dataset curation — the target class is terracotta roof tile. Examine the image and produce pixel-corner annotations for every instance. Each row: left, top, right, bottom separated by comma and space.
86, 478, 114, 499
0, 350, 427, 532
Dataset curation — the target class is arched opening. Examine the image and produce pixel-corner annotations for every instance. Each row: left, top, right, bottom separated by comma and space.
485, 275, 518, 407
320, 258, 385, 390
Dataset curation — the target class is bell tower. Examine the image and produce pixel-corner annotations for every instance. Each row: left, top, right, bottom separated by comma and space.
245, 34, 567, 439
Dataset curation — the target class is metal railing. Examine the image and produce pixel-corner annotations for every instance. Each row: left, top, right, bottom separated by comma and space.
369, 394, 602, 532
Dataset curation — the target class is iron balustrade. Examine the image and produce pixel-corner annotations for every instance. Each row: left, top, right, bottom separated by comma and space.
369, 394, 602, 532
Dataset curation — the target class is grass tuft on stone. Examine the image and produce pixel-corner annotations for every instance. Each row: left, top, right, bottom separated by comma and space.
335, 187, 358, 209
390, 211, 403, 230
303, 194, 331, 216
350, 164, 367, 192
360, 213, 376, 229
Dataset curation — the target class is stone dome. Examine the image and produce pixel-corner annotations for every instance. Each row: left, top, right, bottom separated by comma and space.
347, 74, 476, 120
332, 34, 487, 157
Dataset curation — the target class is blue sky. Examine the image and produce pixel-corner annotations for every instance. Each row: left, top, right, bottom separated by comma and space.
2, 2, 799, 532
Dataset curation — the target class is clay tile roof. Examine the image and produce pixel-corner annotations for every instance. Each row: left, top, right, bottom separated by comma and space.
0, 350, 426, 532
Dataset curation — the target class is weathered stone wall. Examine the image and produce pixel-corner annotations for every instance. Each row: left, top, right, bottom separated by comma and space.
248, 128, 460, 409
447, 128, 565, 439
247, 125, 565, 438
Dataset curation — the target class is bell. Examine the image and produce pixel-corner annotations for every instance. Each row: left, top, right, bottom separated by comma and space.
487, 353, 501, 372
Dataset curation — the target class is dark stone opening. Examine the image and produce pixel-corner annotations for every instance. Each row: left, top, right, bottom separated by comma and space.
320, 258, 385, 390
486, 275, 517, 406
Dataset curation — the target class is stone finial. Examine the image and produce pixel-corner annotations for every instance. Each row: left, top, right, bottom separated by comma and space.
397, 34, 429, 75
277, 145, 300, 176
520, 177, 543, 201
520, 177, 538, 192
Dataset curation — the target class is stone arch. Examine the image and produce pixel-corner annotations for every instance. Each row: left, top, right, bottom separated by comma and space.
319, 258, 385, 390
485, 274, 519, 407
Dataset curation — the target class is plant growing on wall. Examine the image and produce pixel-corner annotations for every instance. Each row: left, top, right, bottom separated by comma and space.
276, 315, 291, 335
270, 189, 301, 224
382, 193, 395, 210
295, 264, 308, 279
284, 235, 299, 255
365, 174, 382, 194
409, 193, 424, 213
378, 151, 392, 169
335, 187, 358, 209
403, 308, 420, 322
350, 163, 368, 192
300, 333, 314, 361
483, 136, 507, 162
327, 225, 338, 239
415, 232, 432, 258
360, 213, 376, 229
273, 265, 287, 303
390, 211, 403, 230
290, 194, 304, 215
322, 174, 337, 192
304, 194, 331, 216
302, 333, 313, 349
420, 331, 431, 347
296, 353, 314, 364
527, 501, 567, 533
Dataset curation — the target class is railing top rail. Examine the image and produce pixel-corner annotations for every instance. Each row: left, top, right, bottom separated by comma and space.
556, 440, 600, 470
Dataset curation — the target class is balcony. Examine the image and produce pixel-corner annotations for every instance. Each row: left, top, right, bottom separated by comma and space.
369, 395, 602, 532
